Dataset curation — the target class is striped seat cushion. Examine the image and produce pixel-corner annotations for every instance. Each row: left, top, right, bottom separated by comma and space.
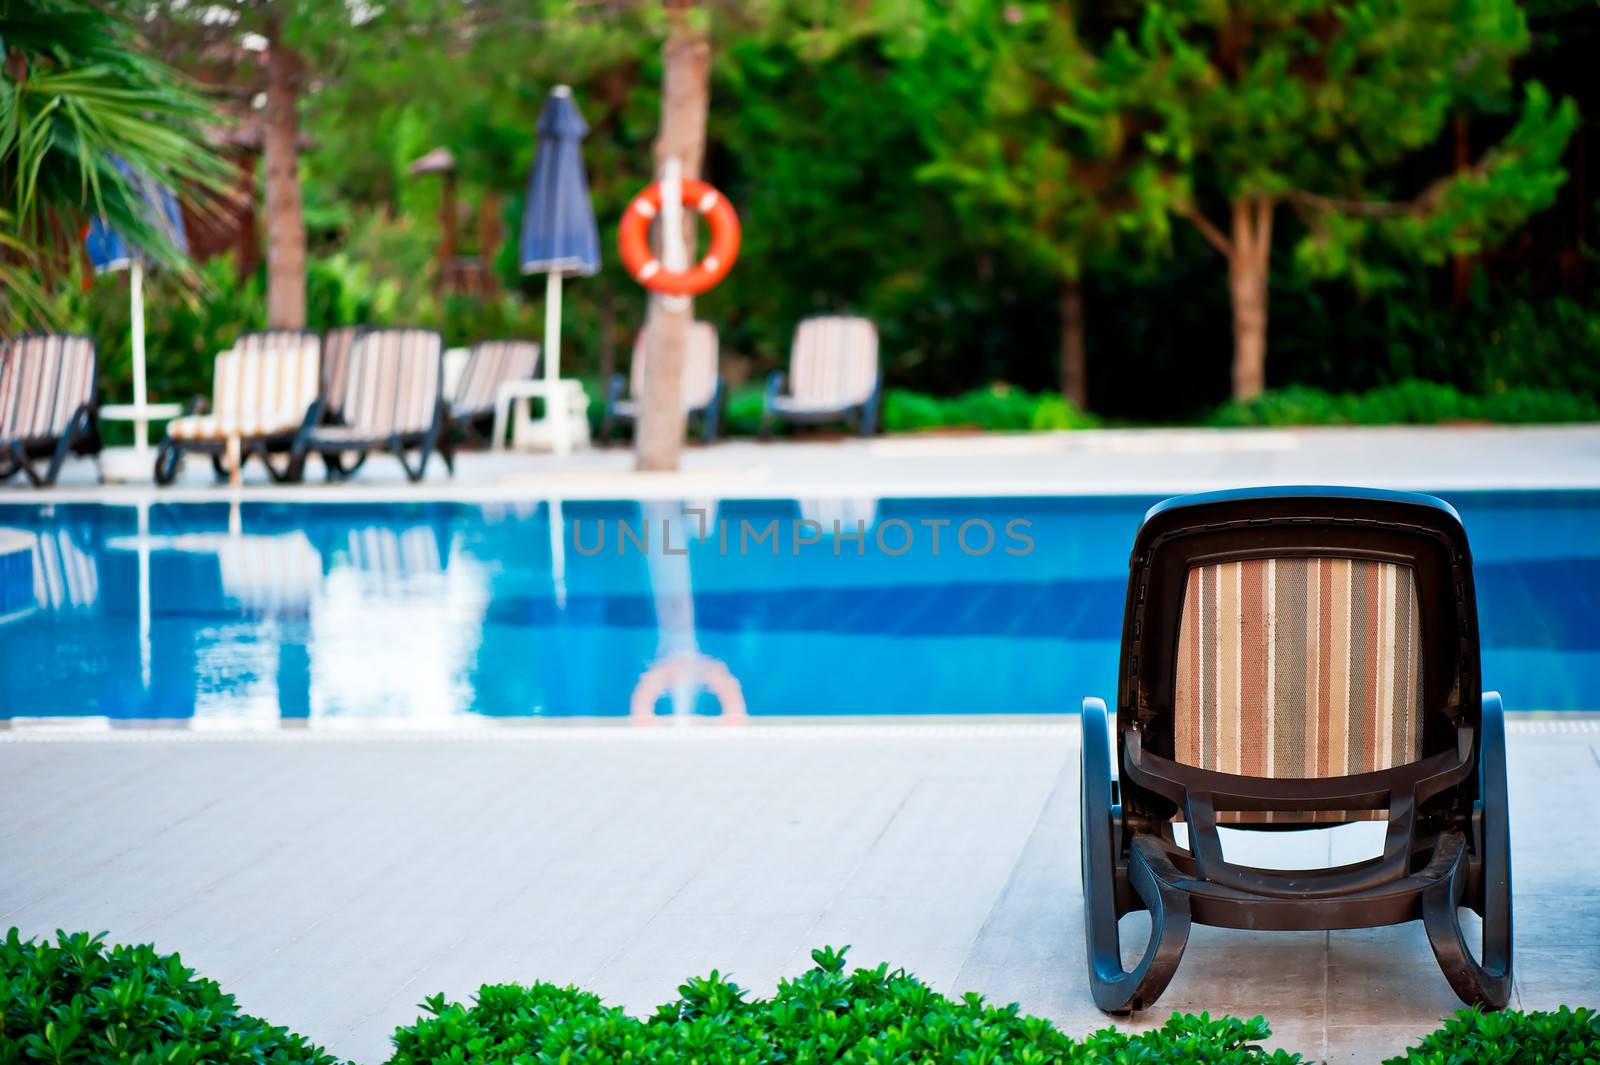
336, 329, 442, 438
0, 336, 96, 444
453, 340, 540, 418
775, 316, 877, 411
628, 321, 720, 411
167, 332, 320, 440
1173, 557, 1424, 823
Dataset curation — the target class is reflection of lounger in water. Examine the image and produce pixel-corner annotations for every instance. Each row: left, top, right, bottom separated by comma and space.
799, 497, 879, 536
152, 532, 323, 618
342, 526, 445, 593
0, 530, 35, 622
33, 528, 99, 611
0, 525, 99, 624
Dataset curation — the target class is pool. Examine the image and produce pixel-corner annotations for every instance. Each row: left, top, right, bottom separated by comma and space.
1, 492, 1597, 725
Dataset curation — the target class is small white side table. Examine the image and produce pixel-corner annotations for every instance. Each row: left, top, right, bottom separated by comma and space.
98, 402, 183, 484
492, 380, 590, 455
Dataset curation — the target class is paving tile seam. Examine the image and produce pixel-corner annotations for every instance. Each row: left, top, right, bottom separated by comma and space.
0, 722, 1084, 743
0, 714, 1588, 743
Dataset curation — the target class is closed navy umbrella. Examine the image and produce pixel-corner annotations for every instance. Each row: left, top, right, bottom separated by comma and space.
520, 86, 599, 452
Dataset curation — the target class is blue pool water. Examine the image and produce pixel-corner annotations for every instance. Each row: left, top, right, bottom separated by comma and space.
0, 492, 1597, 724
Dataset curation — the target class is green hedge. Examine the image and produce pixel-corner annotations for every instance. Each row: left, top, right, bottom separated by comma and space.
884, 385, 1099, 433
721, 383, 1097, 436
1207, 380, 1600, 427
6, 931, 1598, 1064
0, 929, 338, 1064
389, 946, 1303, 1065
1382, 1005, 1600, 1064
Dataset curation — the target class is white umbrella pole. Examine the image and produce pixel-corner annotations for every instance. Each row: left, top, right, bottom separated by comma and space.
543, 271, 567, 454
130, 257, 150, 458
659, 158, 690, 314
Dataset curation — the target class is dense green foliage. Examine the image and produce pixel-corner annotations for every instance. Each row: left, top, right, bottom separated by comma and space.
883, 385, 1099, 432
1383, 1005, 1600, 1064
1208, 380, 1600, 426
388, 946, 1307, 1065
0, 0, 227, 331
11, 0, 1600, 425
0, 929, 339, 1065
4, 932, 1597, 1064
1086, 0, 1579, 276
211, 1, 1600, 421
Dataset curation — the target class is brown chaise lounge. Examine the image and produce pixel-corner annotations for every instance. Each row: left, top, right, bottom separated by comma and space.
1081, 486, 1511, 1013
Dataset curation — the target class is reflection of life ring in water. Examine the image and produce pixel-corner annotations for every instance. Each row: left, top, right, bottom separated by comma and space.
629, 653, 747, 724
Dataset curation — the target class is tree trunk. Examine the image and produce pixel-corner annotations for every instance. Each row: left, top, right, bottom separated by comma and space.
1059, 277, 1087, 411
1228, 196, 1273, 402
478, 189, 501, 296
636, 0, 710, 473
435, 170, 457, 294
262, 34, 306, 328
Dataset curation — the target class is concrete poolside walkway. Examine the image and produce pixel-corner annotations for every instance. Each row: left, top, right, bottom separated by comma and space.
15, 423, 1600, 501
2, 719, 1596, 1064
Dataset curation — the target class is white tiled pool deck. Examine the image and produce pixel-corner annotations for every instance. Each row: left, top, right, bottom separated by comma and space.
2, 719, 1597, 1063
16, 423, 1600, 500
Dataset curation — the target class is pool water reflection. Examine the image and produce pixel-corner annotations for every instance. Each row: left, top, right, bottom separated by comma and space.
1, 492, 1597, 724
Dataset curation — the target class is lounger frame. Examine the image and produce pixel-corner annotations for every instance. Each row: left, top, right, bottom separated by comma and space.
290, 327, 453, 484
154, 329, 323, 485
759, 316, 881, 439
1081, 486, 1511, 1014
759, 369, 879, 438
0, 334, 100, 488
451, 338, 542, 445
601, 377, 724, 445
600, 322, 724, 445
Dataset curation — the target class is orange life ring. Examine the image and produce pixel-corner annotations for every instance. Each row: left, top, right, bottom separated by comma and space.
618, 178, 741, 297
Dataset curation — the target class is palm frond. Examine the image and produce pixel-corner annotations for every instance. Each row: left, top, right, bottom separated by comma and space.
1, 0, 229, 333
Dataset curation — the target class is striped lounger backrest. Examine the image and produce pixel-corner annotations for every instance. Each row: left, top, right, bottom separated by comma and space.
0, 335, 96, 444
1172, 556, 1425, 823
454, 340, 540, 418
320, 326, 364, 420
340, 328, 442, 437
789, 316, 877, 409
631, 321, 720, 410
204, 331, 321, 437
32, 528, 99, 611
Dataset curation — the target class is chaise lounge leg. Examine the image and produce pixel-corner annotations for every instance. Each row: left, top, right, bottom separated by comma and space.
1423, 692, 1513, 1008
8, 442, 39, 487
154, 441, 182, 486
37, 410, 89, 486
394, 433, 429, 483
1081, 696, 1191, 1013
